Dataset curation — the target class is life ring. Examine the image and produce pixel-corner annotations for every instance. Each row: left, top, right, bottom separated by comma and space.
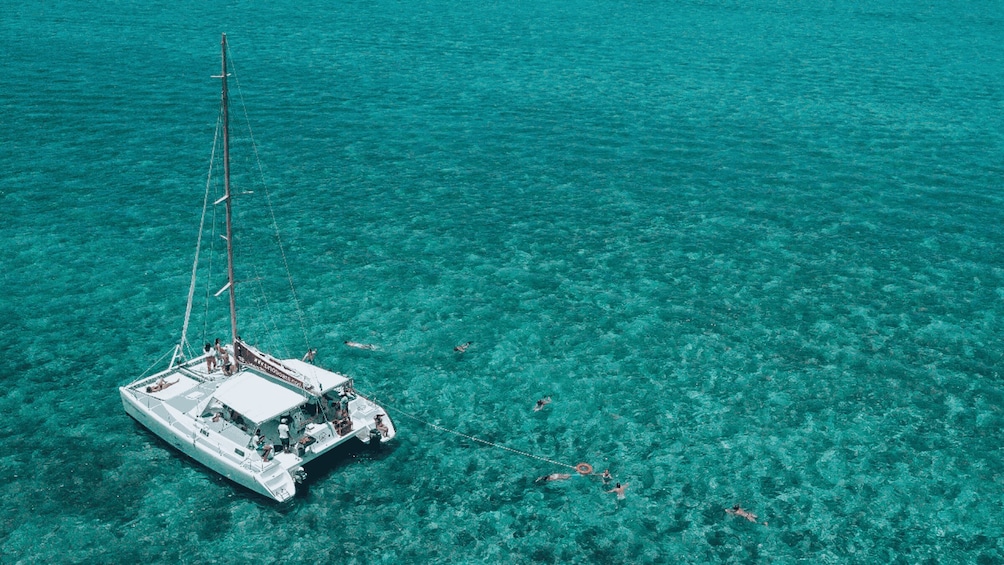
575, 462, 593, 475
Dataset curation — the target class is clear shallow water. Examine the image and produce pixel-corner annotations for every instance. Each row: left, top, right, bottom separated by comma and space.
2, 0, 1003, 563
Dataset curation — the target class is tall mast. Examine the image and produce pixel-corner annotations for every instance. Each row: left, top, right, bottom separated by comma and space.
221, 33, 239, 344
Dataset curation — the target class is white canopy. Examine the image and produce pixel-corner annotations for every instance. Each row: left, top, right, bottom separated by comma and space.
282, 359, 350, 393
212, 371, 308, 424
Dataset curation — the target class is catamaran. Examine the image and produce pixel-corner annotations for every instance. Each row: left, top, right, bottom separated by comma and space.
119, 34, 395, 502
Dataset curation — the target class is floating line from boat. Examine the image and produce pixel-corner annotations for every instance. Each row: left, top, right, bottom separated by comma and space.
363, 392, 578, 471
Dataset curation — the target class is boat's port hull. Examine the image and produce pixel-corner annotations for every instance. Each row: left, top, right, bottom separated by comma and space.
121, 388, 295, 502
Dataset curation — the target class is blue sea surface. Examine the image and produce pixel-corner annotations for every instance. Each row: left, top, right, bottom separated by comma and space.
2, 0, 1003, 563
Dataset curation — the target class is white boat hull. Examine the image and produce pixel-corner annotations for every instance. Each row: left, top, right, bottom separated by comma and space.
119, 349, 396, 503
121, 386, 296, 501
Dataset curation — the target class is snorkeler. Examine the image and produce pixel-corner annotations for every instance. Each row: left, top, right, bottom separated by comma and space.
726, 505, 758, 523
535, 473, 571, 483
533, 396, 552, 412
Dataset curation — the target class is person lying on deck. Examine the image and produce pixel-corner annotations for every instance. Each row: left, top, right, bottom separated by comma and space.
146, 378, 179, 393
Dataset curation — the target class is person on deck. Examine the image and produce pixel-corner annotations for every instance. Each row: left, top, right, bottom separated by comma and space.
302, 348, 317, 363
146, 378, 179, 393
204, 343, 216, 372
375, 414, 390, 438
278, 419, 291, 453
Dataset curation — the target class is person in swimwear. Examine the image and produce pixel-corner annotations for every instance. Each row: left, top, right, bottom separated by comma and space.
344, 341, 377, 350
607, 482, 629, 499
302, 348, 317, 363
535, 473, 571, 483
374, 414, 390, 438
601, 469, 613, 485
454, 341, 472, 353
534, 397, 552, 412
726, 505, 758, 522
204, 343, 216, 372
146, 378, 179, 393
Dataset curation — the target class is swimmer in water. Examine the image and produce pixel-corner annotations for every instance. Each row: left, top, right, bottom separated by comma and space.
725, 505, 758, 523
344, 341, 377, 350
601, 469, 613, 485
607, 482, 629, 499
535, 473, 571, 483
533, 396, 552, 412
454, 341, 472, 353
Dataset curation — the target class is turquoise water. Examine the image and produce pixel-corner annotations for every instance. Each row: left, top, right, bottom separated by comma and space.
3, 0, 1003, 562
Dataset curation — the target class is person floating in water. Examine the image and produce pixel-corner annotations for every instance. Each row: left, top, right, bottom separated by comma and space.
601, 469, 613, 485
607, 482, 629, 499
344, 341, 377, 350
146, 378, 179, 393
454, 341, 472, 353
534, 396, 552, 412
726, 505, 758, 523
535, 473, 571, 483
302, 348, 317, 363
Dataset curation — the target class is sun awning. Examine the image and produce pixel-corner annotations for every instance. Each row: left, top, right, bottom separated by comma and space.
211, 371, 308, 424
282, 359, 350, 393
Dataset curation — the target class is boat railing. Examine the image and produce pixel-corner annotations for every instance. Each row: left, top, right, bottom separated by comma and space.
194, 425, 268, 469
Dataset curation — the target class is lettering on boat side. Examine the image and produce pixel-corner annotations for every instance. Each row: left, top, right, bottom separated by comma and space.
235, 340, 309, 390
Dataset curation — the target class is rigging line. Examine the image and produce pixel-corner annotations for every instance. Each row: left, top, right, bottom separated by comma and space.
227, 47, 312, 350
182, 113, 222, 357
136, 347, 176, 382
202, 119, 223, 346
357, 389, 577, 471
249, 263, 292, 358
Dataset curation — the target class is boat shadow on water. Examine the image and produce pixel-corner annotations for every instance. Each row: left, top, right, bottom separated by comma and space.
296, 438, 396, 498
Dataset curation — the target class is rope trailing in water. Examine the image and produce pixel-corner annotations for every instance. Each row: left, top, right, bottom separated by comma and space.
360, 390, 579, 471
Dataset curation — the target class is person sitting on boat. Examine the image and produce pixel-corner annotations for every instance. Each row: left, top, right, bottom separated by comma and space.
375, 414, 390, 438
250, 430, 273, 461
534, 396, 552, 412
335, 415, 353, 436
204, 343, 216, 372
146, 378, 180, 393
